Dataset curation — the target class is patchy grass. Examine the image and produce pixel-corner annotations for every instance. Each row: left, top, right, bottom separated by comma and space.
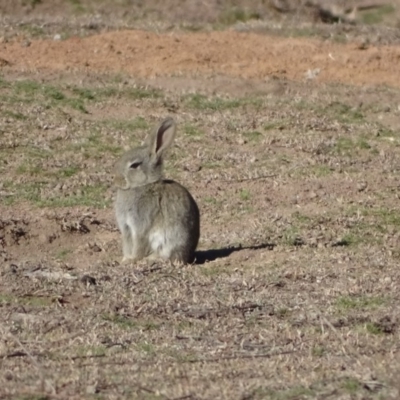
0, 294, 53, 307
183, 93, 262, 111
182, 123, 203, 137
2, 181, 110, 208
361, 5, 396, 24
1, 28, 400, 400
335, 296, 386, 312
365, 322, 385, 335
332, 137, 371, 155
56, 248, 72, 260
218, 7, 261, 26
243, 130, 262, 142
103, 116, 149, 134
239, 188, 251, 201
334, 233, 361, 247
327, 101, 364, 123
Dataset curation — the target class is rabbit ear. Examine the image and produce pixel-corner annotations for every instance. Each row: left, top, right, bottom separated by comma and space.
149, 117, 176, 159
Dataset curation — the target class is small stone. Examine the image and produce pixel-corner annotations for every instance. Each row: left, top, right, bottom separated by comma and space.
357, 181, 367, 192
53, 34, 61, 41
305, 68, 320, 80
86, 385, 98, 394
309, 191, 317, 199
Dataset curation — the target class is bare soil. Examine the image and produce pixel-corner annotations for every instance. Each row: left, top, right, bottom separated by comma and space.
2, 29, 400, 87
1, 1, 400, 400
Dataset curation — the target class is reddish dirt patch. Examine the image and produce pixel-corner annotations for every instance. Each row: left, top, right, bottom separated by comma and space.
2, 30, 400, 87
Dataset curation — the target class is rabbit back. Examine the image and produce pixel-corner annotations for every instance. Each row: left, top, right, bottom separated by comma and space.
115, 179, 199, 263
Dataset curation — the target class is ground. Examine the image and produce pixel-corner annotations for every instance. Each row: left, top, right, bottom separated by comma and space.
1, 1, 400, 399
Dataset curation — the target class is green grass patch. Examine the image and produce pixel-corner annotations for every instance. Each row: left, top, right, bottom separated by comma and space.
292, 211, 311, 224
136, 342, 156, 355
312, 164, 333, 177
332, 136, 372, 155
124, 86, 163, 100
341, 378, 361, 394
282, 226, 303, 246
344, 207, 400, 237
59, 166, 80, 178
16, 163, 45, 176
104, 116, 149, 133
68, 0, 86, 14
1, 79, 89, 112
327, 102, 364, 123
201, 161, 223, 169
243, 130, 262, 142
1, 181, 45, 205
102, 314, 138, 330
2, 110, 28, 120
334, 233, 362, 247
0, 79, 165, 120
376, 126, 399, 138
2, 181, 109, 208
184, 93, 262, 111
56, 249, 72, 260
361, 5, 395, 25
218, 7, 261, 26
103, 314, 161, 331
75, 345, 107, 357
335, 296, 386, 312
41, 185, 110, 208
183, 123, 203, 137
76, 130, 123, 157
364, 207, 400, 227
185, 94, 241, 111
365, 322, 384, 335
203, 196, 217, 204
71, 87, 96, 100
17, 395, 50, 400
0, 294, 53, 307
239, 188, 251, 201
263, 121, 285, 131
311, 346, 325, 357
251, 386, 315, 399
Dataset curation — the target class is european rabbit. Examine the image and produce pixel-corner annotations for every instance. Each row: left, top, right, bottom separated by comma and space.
114, 117, 200, 264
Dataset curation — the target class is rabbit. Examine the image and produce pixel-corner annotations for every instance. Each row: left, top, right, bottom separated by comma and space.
114, 117, 200, 264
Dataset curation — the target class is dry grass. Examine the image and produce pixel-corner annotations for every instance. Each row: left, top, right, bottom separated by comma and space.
1, 2, 400, 399
1, 70, 400, 399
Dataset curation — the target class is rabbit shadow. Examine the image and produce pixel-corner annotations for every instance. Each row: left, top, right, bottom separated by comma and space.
194, 243, 275, 265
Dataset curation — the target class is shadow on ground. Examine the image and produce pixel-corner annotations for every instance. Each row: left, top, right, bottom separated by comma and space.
195, 243, 275, 265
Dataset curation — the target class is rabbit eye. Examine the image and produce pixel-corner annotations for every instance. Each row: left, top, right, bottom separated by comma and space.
129, 162, 142, 169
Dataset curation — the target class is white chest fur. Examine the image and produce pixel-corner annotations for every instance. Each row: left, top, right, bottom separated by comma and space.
149, 228, 173, 259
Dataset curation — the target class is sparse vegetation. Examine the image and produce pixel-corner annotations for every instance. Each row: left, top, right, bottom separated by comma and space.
218, 7, 261, 26
183, 123, 203, 137
361, 5, 395, 24
0, 2, 400, 399
335, 296, 386, 312
183, 93, 263, 112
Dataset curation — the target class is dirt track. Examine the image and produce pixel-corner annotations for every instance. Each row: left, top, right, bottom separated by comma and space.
2, 29, 400, 87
